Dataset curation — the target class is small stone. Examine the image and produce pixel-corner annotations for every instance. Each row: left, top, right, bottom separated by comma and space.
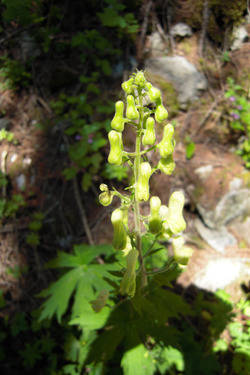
23, 157, 32, 166
170, 23, 192, 38
10, 154, 18, 163
16, 174, 26, 191
229, 177, 242, 190
231, 25, 248, 51
194, 165, 213, 181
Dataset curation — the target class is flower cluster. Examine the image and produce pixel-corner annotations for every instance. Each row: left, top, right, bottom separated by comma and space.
99, 71, 192, 298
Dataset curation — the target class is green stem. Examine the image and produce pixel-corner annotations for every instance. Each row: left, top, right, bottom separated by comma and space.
123, 145, 156, 157
146, 258, 175, 276
134, 88, 147, 288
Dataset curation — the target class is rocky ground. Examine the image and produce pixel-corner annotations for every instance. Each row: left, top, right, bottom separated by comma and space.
0, 19, 250, 316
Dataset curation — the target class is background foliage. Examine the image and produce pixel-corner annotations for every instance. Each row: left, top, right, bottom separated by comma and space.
0, 0, 249, 374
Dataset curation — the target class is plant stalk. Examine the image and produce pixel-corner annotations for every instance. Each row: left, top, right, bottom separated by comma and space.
134, 89, 147, 288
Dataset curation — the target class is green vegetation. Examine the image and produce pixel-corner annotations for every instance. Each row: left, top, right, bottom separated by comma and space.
224, 78, 250, 167
0, 1, 249, 375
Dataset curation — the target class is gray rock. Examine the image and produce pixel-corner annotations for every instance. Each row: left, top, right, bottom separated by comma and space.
16, 174, 26, 191
197, 188, 250, 229
147, 32, 168, 57
229, 177, 242, 190
19, 32, 41, 61
145, 56, 207, 109
170, 23, 192, 38
231, 25, 248, 51
194, 219, 237, 254
194, 258, 249, 292
0, 118, 11, 130
229, 216, 250, 246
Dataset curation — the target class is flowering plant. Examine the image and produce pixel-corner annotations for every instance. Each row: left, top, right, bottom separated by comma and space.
99, 70, 192, 298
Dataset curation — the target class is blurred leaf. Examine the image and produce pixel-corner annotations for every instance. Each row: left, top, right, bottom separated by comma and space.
186, 142, 195, 159
81, 173, 92, 192
121, 344, 156, 375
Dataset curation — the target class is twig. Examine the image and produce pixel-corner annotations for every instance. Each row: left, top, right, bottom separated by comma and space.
192, 93, 224, 136
138, 0, 152, 62
73, 177, 94, 246
198, 0, 209, 58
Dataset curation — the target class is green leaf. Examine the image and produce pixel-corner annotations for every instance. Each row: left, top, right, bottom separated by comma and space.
121, 344, 156, 375
81, 173, 92, 192
155, 346, 184, 373
86, 325, 125, 364
39, 267, 82, 322
63, 167, 78, 180
11, 312, 29, 336
186, 142, 195, 159
69, 304, 110, 330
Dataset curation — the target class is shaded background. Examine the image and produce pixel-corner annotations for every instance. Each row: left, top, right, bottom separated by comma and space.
0, 1, 249, 374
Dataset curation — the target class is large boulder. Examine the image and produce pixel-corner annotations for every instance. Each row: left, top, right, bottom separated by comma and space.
145, 56, 207, 109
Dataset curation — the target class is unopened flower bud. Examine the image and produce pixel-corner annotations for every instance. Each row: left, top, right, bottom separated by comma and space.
100, 183, 109, 192
149, 196, 162, 234
119, 248, 138, 298
142, 117, 156, 146
111, 101, 126, 132
126, 95, 139, 120
146, 82, 161, 102
155, 97, 168, 123
99, 191, 113, 206
122, 77, 134, 94
172, 236, 193, 265
157, 124, 175, 158
136, 162, 152, 202
111, 208, 127, 250
167, 191, 186, 234
122, 236, 132, 257
157, 154, 176, 175
108, 130, 123, 165
134, 71, 146, 87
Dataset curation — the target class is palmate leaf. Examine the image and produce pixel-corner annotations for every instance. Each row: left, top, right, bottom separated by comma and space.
39, 267, 83, 322
47, 244, 113, 268
121, 344, 156, 375
39, 244, 118, 323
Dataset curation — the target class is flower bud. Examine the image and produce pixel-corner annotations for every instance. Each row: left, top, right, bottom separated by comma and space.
99, 191, 113, 206
100, 183, 109, 192
157, 154, 176, 175
167, 191, 186, 234
126, 95, 139, 120
122, 236, 132, 257
122, 77, 134, 94
155, 97, 168, 123
159, 205, 169, 221
108, 130, 123, 165
111, 101, 126, 132
134, 71, 146, 87
111, 208, 127, 250
158, 205, 173, 239
119, 248, 138, 298
142, 117, 156, 146
157, 124, 175, 158
136, 162, 152, 202
172, 236, 193, 266
149, 196, 162, 234
145, 83, 162, 102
